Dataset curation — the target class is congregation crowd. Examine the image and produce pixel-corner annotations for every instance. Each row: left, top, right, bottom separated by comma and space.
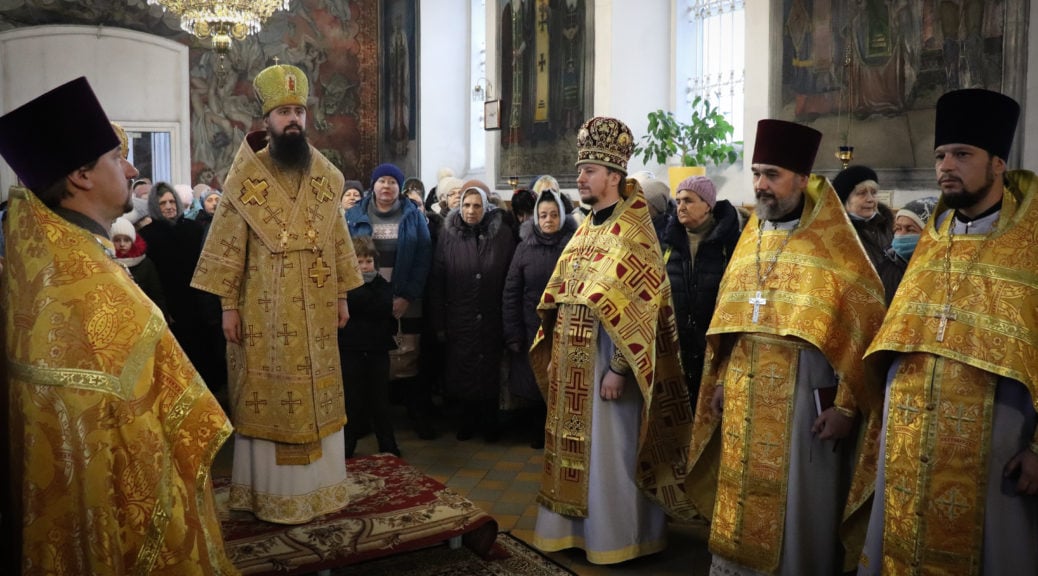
1, 63, 1035, 576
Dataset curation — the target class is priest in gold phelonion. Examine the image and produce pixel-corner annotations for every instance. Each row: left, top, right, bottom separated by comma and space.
191, 62, 363, 524
685, 119, 888, 575
0, 77, 236, 574
857, 88, 1038, 575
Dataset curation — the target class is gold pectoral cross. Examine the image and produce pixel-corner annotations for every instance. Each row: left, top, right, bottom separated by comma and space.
749, 290, 767, 323
309, 256, 331, 287
935, 303, 956, 342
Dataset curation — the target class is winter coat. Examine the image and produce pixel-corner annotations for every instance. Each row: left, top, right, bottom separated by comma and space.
502, 216, 577, 399
661, 199, 742, 401
114, 235, 168, 317
850, 203, 898, 303
428, 209, 517, 398
346, 194, 432, 302
338, 274, 397, 352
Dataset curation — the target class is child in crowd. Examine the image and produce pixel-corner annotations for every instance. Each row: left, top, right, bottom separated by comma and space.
339, 236, 401, 457
111, 216, 168, 319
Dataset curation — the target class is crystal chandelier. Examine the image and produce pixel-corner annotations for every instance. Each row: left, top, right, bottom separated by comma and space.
148, 0, 291, 52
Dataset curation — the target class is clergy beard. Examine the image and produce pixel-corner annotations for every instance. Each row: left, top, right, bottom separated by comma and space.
754, 189, 801, 221
269, 128, 311, 170
941, 160, 996, 210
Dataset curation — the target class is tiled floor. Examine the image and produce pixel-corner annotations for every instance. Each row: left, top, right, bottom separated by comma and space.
214, 404, 713, 575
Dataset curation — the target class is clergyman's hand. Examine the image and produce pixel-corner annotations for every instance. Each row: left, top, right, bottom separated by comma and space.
223, 309, 242, 344
812, 408, 854, 441
1005, 448, 1038, 496
600, 370, 625, 400
710, 386, 725, 418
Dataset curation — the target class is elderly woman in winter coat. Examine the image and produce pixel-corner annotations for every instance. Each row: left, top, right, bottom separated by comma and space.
833, 165, 899, 302
661, 175, 742, 409
502, 188, 577, 448
428, 179, 517, 442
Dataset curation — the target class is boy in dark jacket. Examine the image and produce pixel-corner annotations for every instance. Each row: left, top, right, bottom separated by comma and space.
339, 236, 400, 458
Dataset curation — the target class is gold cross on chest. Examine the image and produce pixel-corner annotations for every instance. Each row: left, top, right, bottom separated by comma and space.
309, 256, 331, 287
241, 178, 269, 205
311, 176, 335, 202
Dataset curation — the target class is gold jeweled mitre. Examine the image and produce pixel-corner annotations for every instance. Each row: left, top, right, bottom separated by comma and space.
575, 116, 635, 172
253, 64, 310, 115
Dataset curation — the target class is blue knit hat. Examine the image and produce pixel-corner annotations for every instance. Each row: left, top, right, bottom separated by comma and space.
370, 163, 404, 188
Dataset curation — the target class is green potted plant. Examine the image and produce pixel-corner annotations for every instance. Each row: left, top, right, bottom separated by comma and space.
633, 96, 741, 192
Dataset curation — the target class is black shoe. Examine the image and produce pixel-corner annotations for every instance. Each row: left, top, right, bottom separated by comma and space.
530, 435, 544, 449
345, 438, 357, 459
414, 419, 438, 440
456, 428, 475, 441
483, 427, 501, 444
380, 446, 402, 457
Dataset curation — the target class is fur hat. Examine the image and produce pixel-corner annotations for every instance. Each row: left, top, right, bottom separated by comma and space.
752, 119, 822, 175
371, 163, 404, 189
676, 175, 717, 208
0, 77, 119, 194
110, 216, 136, 241
896, 196, 939, 231
576, 116, 635, 173
832, 165, 878, 204
173, 184, 194, 209
437, 176, 464, 202
934, 89, 1020, 159
253, 64, 309, 115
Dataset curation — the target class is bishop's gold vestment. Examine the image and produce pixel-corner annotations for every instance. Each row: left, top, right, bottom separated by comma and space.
685, 175, 887, 573
863, 171, 1038, 575
529, 180, 695, 522
3, 188, 236, 575
192, 132, 362, 464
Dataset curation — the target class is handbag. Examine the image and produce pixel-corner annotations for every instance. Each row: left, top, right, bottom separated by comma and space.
388, 319, 421, 380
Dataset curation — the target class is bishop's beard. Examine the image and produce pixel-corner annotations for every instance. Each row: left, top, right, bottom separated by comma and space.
269, 128, 311, 170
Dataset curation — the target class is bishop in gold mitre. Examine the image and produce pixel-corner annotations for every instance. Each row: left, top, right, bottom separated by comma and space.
191, 62, 362, 525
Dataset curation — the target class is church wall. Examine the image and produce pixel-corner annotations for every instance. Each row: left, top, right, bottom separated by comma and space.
417, 0, 473, 189
0, 25, 191, 195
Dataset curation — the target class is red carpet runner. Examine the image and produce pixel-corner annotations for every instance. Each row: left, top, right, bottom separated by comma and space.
217, 453, 499, 575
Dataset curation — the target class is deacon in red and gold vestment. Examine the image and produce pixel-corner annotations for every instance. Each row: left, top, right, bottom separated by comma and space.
685, 120, 888, 576
191, 63, 362, 524
858, 89, 1038, 575
0, 77, 236, 574
529, 116, 695, 565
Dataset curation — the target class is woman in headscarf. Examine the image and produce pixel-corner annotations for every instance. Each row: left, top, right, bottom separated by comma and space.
428, 179, 517, 441
138, 182, 226, 397
502, 187, 578, 447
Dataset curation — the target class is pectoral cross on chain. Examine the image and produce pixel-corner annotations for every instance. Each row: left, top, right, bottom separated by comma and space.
935, 303, 956, 342
749, 290, 767, 323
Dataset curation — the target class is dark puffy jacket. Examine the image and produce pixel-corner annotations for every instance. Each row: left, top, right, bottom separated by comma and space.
338, 274, 397, 352
662, 199, 742, 401
502, 216, 577, 400
346, 194, 432, 302
851, 203, 898, 303
428, 209, 516, 398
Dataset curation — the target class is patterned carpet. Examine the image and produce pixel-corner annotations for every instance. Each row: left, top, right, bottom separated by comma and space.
338, 533, 576, 576
217, 453, 498, 575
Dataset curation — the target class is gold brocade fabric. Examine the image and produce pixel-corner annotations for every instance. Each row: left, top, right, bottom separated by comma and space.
880, 354, 996, 575
865, 170, 1038, 401
530, 180, 695, 520
709, 333, 806, 572
864, 171, 1038, 575
191, 134, 362, 462
685, 175, 887, 571
3, 188, 236, 575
